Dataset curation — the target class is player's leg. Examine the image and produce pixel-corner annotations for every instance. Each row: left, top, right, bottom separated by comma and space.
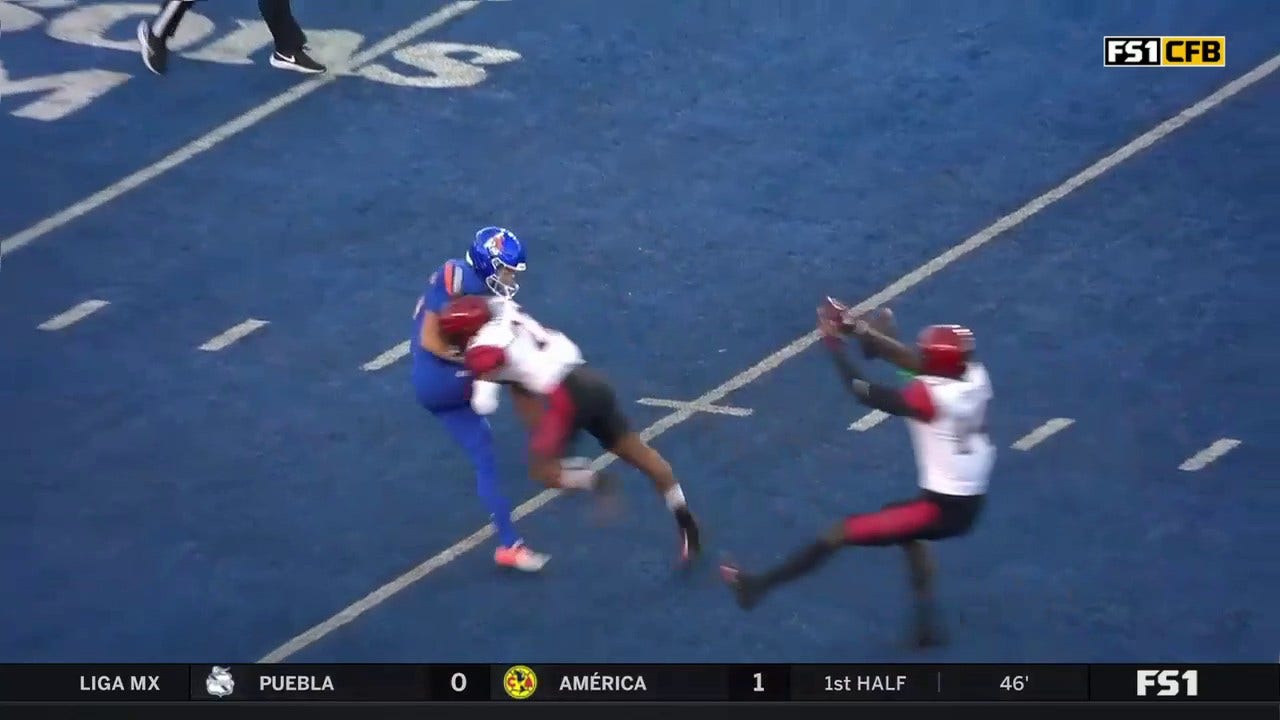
416, 366, 547, 571
903, 540, 944, 647
721, 495, 953, 611
509, 385, 545, 431
607, 431, 701, 561
525, 386, 588, 490
260, 0, 326, 73
572, 367, 701, 560
525, 370, 613, 493
525, 368, 700, 559
719, 523, 846, 610
434, 406, 548, 572
136, 0, 193, 75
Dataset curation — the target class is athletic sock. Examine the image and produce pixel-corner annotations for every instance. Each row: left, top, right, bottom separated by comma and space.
558, 466, 597, 490
663, 484, 686, 511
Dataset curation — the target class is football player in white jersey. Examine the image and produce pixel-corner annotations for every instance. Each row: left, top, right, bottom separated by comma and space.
437, 295, 703, 564
720, 301, 993, 647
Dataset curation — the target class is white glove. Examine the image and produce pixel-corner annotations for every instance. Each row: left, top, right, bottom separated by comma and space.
470, 380, 501, 415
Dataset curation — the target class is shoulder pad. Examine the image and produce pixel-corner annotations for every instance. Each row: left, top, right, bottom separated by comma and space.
437, 260, 467, 297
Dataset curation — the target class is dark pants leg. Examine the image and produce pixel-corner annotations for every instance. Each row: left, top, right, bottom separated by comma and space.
151, 0, 193, 39
258, 0, 307, 54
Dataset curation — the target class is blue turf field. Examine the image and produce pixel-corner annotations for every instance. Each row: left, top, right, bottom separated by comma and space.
2, 0, 1277, 664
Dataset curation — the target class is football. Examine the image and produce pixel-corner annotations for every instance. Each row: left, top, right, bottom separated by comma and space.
817, 297, 849, 328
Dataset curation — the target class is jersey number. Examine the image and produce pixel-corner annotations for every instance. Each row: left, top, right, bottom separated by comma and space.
951, 413, 988, 455
511, 317, 555, 351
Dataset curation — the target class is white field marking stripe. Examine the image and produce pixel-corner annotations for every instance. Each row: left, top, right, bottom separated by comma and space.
0, 1, 482, 259
199, 318, 269, 351
849, 410, 889, 431
636, 398, 754, 417
257, 50, 1280, 665
37, 299, 109, 330
362, 341, 410, 371
1011, 418, 1075, 451
1178, 438, 1241, 471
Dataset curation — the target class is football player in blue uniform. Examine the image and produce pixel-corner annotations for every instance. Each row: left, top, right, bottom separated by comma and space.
411, 227, 549, 572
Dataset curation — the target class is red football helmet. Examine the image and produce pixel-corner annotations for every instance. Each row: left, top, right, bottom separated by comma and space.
438, 295, 493, 344
917, 324, 974, 378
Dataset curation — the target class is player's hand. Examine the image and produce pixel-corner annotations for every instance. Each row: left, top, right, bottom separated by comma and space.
816, 300, 847, 338
851, 307, 897, 359
818, 315, 845, 338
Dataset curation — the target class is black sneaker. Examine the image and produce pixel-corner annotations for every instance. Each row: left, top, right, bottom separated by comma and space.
136, 21, 168, 75
270, 49, 326, 74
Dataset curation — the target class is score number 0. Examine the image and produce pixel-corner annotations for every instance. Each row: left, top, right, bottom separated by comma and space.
451, 672, 469, 692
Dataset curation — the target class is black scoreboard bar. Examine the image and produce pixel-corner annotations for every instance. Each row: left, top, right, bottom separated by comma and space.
0, 664, 1275, 702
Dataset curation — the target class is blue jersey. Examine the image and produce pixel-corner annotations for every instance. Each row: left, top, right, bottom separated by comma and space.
411, 259, 490, 396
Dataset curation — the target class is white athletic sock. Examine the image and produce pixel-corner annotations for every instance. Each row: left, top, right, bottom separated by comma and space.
559, 466, 596, 491
663, 484, 686, 511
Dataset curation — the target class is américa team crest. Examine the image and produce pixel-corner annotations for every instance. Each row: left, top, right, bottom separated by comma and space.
503, 665, 538, 699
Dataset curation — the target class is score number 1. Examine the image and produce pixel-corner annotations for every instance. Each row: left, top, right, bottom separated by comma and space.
735, 666, 786, 701
1000, 675, 1029, 692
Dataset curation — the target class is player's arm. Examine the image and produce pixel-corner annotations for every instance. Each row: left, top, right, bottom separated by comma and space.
820, 327, 935, 422
826, 299, 922, 373
461, 316, 517, 384
419, 311, 465, 363
851, 318, 922, 373
418, 263, 468, 363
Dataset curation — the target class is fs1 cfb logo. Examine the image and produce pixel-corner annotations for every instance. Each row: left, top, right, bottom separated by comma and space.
1105, 37, 1225, 67
1136, 669, 1199, 697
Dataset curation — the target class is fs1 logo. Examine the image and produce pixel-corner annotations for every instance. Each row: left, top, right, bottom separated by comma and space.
1136, 669, 1199, 697
1105, 37, 1225, 67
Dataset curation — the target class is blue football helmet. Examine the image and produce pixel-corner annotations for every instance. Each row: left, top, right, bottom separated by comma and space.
465, 226, 527, 298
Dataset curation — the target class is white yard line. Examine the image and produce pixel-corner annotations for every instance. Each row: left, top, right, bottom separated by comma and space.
198, 318, 268, 352
1178, 438, 1241, 472
37, 299, 109, 330
637, 398, 754, 417
1011, 418, 1075, 451
362, 341, 411, 372
849, 410, 890, 432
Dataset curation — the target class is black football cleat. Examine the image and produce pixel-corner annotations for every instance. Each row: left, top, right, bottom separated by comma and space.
719, 563, 763, 610
676, 507, 702, 564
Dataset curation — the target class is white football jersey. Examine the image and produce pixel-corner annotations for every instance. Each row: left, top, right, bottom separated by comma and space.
467, 300, 583, 394
905, 362, 995, 496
